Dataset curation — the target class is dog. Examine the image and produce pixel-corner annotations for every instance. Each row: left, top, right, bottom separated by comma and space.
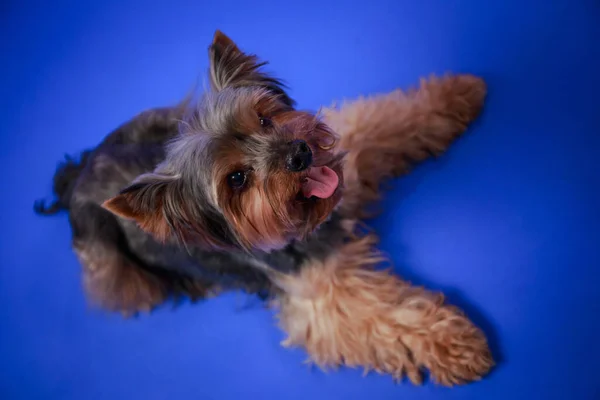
36, 30, 493, 386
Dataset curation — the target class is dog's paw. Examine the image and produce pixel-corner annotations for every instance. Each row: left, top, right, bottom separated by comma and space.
76, 246, 169, 315
436, 74, 487, 124
417, 74, 487, 128
406, 303, 494, 386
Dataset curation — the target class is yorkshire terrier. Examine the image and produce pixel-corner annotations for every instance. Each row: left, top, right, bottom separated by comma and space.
36, 30, 493, 386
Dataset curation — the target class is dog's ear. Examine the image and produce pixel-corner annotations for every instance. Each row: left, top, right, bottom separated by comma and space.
102, 173, 179, 243
208, 30, 295, 107
103, 172, 238, 249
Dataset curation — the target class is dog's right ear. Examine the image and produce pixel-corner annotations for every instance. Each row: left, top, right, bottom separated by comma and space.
208, 30, 295, 107
102, 173, 179, 243
103, 172, 239, 249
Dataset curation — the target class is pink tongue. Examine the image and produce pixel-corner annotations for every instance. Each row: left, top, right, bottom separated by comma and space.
302, 166, 339, 199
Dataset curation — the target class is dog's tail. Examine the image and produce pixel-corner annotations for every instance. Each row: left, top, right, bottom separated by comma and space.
34, 150, 93, 215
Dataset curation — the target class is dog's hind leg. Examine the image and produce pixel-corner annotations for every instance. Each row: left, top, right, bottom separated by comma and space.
69, 202, 214, 315
323, 74, 487, 218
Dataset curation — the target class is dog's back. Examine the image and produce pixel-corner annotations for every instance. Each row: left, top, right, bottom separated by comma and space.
35, 107, 182, 215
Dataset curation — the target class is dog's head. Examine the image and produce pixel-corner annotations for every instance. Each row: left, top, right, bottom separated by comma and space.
104, 31, 344, 251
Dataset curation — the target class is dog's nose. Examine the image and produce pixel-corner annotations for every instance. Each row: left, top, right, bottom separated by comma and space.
285, 140, 313, 172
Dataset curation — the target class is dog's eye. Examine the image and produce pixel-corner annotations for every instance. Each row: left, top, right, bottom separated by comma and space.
227, 171, 247, 189
259, 116, 271, 127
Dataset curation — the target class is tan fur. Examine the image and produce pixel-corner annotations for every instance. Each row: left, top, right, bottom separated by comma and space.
323, 74, 486, 218
273, 233, 493, 386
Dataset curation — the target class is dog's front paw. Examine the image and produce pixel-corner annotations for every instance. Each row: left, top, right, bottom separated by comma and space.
423, 312, 493, 386
75, 245, 170, 316
400, 298, 494, 386
424, 74, 487, 125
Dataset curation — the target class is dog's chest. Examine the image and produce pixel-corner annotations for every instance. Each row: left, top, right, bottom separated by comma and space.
251, 212, 349, 274
189, 212, 349, 278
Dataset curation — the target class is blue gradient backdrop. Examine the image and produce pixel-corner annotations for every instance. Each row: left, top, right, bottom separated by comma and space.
1, 1, 599, 399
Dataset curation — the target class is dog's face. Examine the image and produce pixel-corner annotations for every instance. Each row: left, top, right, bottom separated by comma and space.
104, 31, 344, 251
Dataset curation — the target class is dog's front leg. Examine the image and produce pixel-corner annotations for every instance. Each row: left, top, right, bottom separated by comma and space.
272, 234, 493, 386
324, 74, 487, 218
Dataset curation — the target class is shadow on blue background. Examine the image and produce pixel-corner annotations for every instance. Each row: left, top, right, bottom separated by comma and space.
1, 1, 599, 399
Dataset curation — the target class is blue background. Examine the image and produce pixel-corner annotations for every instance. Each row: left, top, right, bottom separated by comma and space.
1, 1, 599, 399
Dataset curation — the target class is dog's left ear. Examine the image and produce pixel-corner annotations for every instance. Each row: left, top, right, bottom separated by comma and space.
208, 30, 295, 107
